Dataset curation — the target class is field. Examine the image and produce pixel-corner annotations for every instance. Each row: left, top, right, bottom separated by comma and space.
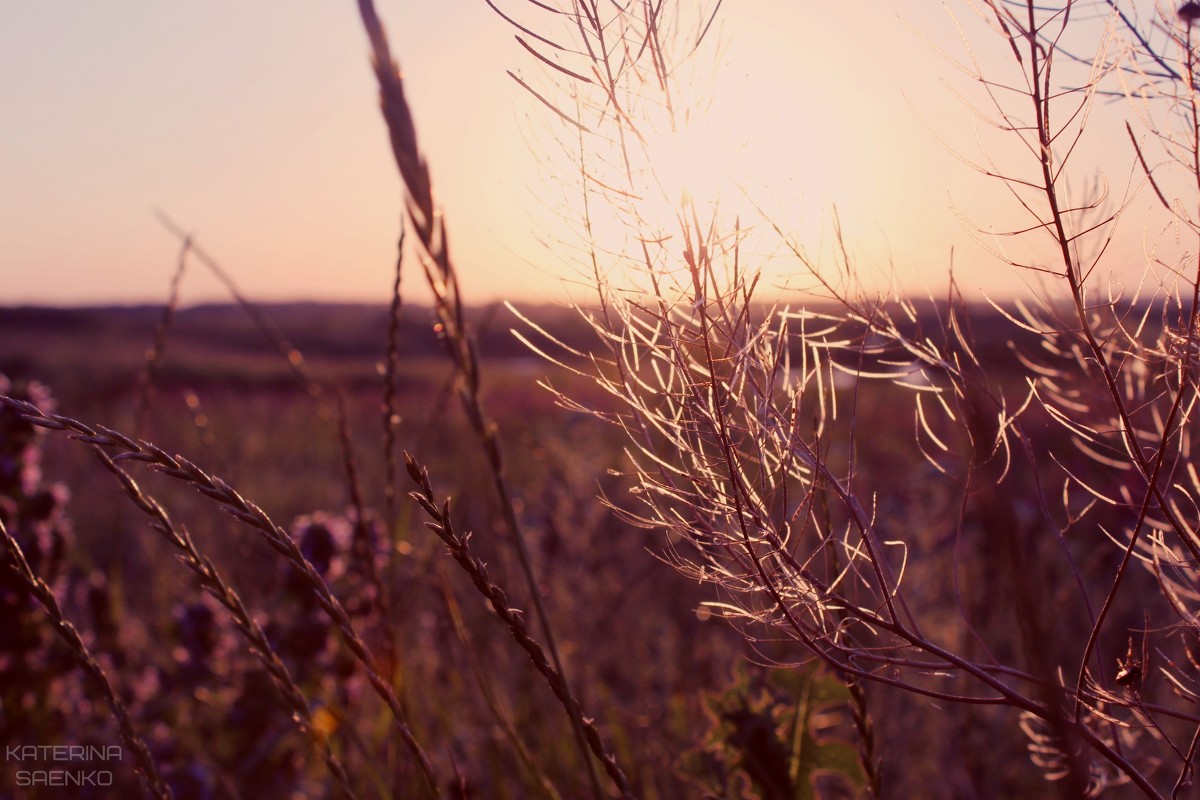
0, 297, 1164, 799
10, 1, 1200, 799
0, 303, 744, 798
0, 301, 902, 799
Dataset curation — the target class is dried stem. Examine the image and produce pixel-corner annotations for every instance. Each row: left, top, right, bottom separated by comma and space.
0, 397, 441, 797
403, 451, 634, 799
89, 446, 361, 800
354, 2, 603, 794
0, 516, 173, 800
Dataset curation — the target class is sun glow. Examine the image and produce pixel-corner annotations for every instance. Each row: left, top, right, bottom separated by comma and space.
636, 113, 744, 215
578, 27, 876, 295
511, 1, 965, 303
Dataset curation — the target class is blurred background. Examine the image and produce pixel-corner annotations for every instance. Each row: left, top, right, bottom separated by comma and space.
2, 1, 1164, 307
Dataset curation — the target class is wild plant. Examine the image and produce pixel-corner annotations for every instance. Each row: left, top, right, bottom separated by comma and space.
12, 0, 1200, 797
494, 0, 1200, 796
356, 0, 630, 794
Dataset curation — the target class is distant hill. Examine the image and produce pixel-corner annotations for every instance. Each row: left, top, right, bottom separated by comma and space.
0, 302, 604, 360
0, 299, 1085, 402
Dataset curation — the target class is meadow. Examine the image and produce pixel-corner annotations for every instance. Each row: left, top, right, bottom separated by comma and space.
0, 303, 750, 798
8, 1, 1200, 798
0, 299, 1061, 799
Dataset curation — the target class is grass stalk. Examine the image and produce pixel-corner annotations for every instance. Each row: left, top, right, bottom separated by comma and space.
0, 396, 442, 797
403, 451, 633, 799
134, 234, 191, 438
90, 445, 362, 800
354, 2, 606, 794
0, 516, 174, 800
438, 576, 565, 800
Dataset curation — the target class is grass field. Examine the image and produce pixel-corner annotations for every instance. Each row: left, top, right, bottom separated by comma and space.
0, 299, 1151, 799
11, 1, 1200, 798
0, 302, 752, 799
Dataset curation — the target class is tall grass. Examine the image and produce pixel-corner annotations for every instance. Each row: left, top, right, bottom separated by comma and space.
8, 0, 1200, 798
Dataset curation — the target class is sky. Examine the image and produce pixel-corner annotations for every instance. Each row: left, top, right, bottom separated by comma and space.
0, 1, 1183, 307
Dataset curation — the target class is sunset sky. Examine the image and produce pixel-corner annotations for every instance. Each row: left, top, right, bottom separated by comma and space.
1, 1, 1180, 307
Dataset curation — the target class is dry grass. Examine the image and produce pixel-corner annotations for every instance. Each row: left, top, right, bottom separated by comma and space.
0, 516, 172, 800
9, 1, 1200, 799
